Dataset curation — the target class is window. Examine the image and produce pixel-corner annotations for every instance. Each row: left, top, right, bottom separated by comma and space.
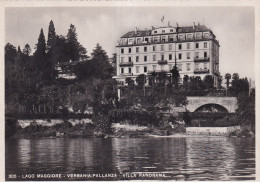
161, 54, 164, 60
170, 29, 173, 32
121, 57, 124, 62
178, 64, 182, 71
169, 54, 172, 60
129, 48, 131, 53
129, 67, 132, 73
153, 65, 157, 71
128, 57, 132, 62
204, 33, 209, 38
169, 44, 172, 50
178, 53, 182, 60
154, 31, 157, 33
121, 48, 124, 54
162, 36, 166, 42
178, 44, 182, 50
136, 66, 139, 73
187, 63, 191, 71
144, 55, 147, 62
204, 42, 207, 48
195, 63, 199, 70
179, 35, 184, 40
162, 30, 165, 33
187, 34, 192, 40
136, 56, 139, 62
136, 47, 139, 53
187, 43, 190, 49
195, 52, 199, 58
204, 63, 208, 69
154, 37, 158, 43
121, 68, 124, 73
169, 36, 174, 42
187, 52, 190, 59
137, 38, 142, 44
153, 45, 156, 51
161, 45, 164, 51
196, 43, 199, 48
144, 47, 147, 52
153, 55, 156, 61
144, 66, 147, 73
204, 52, 207, 58
195, 33, 201, 39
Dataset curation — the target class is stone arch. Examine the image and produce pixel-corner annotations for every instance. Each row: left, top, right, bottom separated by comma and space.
194, 103, 229, 113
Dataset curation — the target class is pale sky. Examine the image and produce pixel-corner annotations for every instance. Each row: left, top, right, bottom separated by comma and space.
5, 6, 255, 80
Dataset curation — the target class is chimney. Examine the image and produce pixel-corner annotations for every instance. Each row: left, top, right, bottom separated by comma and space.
198, 22, 200, 26
168, 21, 170, 27
134, 27, 137, 34
193, 22, 195, 29
176, 22, 179, 28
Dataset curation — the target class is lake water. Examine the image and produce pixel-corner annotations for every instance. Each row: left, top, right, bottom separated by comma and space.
6, 137, 255, 181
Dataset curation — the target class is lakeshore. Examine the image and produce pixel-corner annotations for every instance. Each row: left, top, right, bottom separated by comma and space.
7, 118, 255, 139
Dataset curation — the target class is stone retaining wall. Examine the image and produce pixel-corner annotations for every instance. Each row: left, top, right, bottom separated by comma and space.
18, 119, 92, 128
186, 126, 240, 136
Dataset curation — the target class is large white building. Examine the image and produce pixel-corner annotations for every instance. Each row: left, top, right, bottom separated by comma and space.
113, 23, 220, 87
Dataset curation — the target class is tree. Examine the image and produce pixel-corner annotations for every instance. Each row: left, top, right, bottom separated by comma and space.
66, 24, 87, 62
136, 74, 146, 87
230, 77, 249, 96
46, 20, 56, 54
183, 75, 189, 92
125, 77, 135, 87
203, 75, 214, 90
110, 53, 117, 75
5, 43, 17, 89
90, 43, 113, 79
74, 60, 95, 80
50, 35, 69, 64
225, 73, 231, 89
34, 28, 53, 83
34, 28, 46, 57
170, 67, 180, 89
22, 44, 31, 56
217, 75, 223, 89
232, 73, 239, 81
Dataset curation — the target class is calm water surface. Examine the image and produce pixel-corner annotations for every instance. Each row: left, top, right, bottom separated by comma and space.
6, 137, 255, 181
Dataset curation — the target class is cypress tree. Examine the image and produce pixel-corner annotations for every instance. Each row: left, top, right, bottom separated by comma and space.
46, 20, 56, 54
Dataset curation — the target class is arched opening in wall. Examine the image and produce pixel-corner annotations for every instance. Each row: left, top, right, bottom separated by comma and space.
191, 104, 231, 127
194, 103, 228, 113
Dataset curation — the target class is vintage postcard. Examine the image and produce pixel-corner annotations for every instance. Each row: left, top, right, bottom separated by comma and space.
2, 0, 259, 181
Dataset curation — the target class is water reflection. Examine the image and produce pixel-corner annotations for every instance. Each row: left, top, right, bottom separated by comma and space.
6, 137, 255, 180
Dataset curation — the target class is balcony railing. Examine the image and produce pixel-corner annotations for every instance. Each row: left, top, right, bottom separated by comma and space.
194, 69, 209, 74
194, 57, 210, 62
120, 73, 133, 76
158, 60, 168, 64
119, 62, 133, 67
117, 35, 216, 46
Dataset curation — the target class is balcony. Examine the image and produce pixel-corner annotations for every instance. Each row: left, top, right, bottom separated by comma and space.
158, 60, 168, 65
117, 36, 216, 47
120, 73, 133, 76
194, 57, 210, 62
119, 62, 133, 67
194, 69, 209, 74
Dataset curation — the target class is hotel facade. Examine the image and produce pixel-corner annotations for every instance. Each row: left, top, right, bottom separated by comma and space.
113, 23, 220, 87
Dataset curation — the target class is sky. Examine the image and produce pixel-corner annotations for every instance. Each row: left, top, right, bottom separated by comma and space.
5, 6, 255, 80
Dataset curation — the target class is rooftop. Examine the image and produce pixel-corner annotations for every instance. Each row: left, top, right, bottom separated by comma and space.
121, 24, 211, 38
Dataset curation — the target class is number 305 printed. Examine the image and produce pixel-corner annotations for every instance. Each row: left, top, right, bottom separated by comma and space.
8, 174, 17, 179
